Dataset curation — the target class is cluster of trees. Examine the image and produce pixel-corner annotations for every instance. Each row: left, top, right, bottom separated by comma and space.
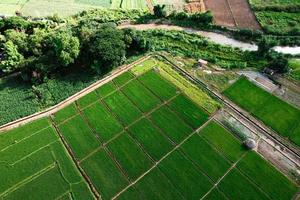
257, 36, 289, 73
153, 5, 213, 25
0, 12, 149, 82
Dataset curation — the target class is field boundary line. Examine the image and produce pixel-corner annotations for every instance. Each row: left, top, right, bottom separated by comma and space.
112, 114, 216, 199
74, 102, 132, 183
51, 117, 101, 200
0, 55, 152, 132
8, 140, 58, 166
200, 151, 248, 200
80, 93, 181, 163
0, 125, 51, 152
0, 163, 56, 198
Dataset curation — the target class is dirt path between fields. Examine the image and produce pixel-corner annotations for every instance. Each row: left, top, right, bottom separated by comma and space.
0, 55, 151, 132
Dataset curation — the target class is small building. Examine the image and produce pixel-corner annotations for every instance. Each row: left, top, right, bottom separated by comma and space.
198, 59, 208, 68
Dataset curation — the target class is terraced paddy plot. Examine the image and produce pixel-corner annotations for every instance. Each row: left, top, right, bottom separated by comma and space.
138, 70, 178, 101
58, 115, 100, 160
1, 57, 298, 199
82, 102, 123, 142
224, 76, 300, 147
0, 118, 94, 200
103, 90, 142, 125
121, 79, 161, 113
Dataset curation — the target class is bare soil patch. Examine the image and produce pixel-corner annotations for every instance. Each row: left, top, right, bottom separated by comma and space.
204, 0, 261, 29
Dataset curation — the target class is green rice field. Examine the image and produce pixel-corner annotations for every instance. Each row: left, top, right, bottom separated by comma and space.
0, 118, 94, 199
0, 0, 148, 17
224, 76, 300, 147
0, 57, 298, 199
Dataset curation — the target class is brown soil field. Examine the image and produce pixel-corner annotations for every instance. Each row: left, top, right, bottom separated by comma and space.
204, 0, 261, 29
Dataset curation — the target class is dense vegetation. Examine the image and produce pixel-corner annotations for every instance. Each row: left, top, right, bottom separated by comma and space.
249, 0, 300, 36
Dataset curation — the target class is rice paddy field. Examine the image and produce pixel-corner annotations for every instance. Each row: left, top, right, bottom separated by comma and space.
0, 0, 148, 17
0, 118, 94, 199
224, 76, 300, 147
0, 57, 298, 199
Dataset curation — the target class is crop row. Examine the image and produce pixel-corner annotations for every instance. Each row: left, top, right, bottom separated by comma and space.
224, 76, 300, 147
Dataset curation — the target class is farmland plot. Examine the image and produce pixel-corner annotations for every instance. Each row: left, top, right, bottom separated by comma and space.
0, 118, 94, 200
224, 76, 300, 147
1, 57, 297, 199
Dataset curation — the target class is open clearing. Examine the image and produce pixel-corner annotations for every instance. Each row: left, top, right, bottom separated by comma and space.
224, 76, 300, 147
0, 57, 298, 199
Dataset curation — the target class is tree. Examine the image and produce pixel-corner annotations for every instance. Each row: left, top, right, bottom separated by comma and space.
46, 32, 80, 67
153, 5, 167, 18
4, 29, 29, 53
0, 40, 24, 73
122, 28, 150, 54
257, 36, 278, 56
269, 54, 289, 73
87, 24, 126, 73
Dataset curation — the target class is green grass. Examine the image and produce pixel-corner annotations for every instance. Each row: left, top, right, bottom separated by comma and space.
150, 105, 193, 143
224, 77, 300, 147
0, 118, 94, 199
103, 91, 142, 125
107, 133, 153, 180
168, 94, 209, 128
70, 182, 95, 200
133, 167, 184, 200
3, 166, 70, 200
58, 115, 99, 160
0, 147, 54, 194
224, 77, 271, 113
116, 186, 142, 200
121, 79, 161, 113
203, 188, 227, 200
180, 134, 231, 182
53, 103, 78, 124
121, 0, 147, 9
200, 121, 246, 162
113, 72, 135, 87
289, 59, 300, 81
130, 58, 158, 76
82, 102, 123, 142
219, 168, 269, 200
0, 126, 58, 164
77, 91, 99, 109
255, 11, 300, 35
95, 81, 117, 98
156, 61, 220, 113
237, 151, 298, 200
158, 150, 213, 199
0, 118, 50, 151
81, 149, 128, 200
128, 118, 173, 161
138, 70, 178, 101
